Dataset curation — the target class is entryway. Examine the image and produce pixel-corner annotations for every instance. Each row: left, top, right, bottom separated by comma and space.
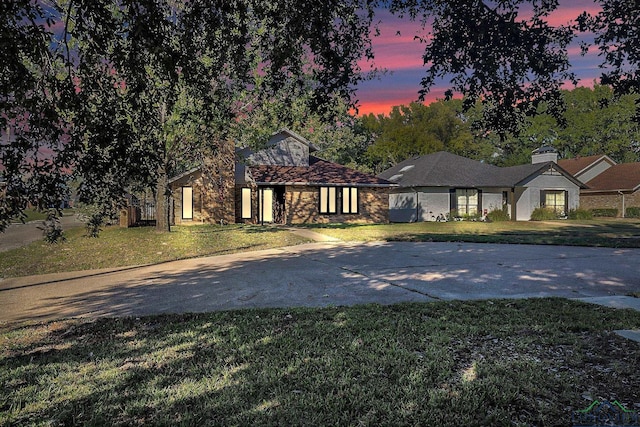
258, 186, 286, 224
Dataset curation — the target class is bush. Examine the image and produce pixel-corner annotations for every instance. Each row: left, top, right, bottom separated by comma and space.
568, 208, 593, 220
626, 207, 640, 218
591, 208, 618, 217
530, 207, 560, 221
486, 208, 510, 222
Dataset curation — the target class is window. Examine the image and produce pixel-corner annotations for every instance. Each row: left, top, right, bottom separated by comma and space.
542, 190, 567, 216
182, 187, 193, 220
342, 187, 359, 214
319, 187, 337, 214
455, 189, 479, 216
259, 188, 273, 223
241, 188, 251, 219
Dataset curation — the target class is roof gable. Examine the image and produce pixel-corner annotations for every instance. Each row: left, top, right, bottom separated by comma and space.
239, 129, 318, 167
557, 154, 616, 177
583, 162, 640, 192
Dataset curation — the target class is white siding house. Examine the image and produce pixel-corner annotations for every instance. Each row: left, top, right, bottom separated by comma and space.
379, 148, 585, 222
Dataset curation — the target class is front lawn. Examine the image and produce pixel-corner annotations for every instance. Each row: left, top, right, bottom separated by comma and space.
307, 219, 640, 248
1, 299, 639, 426
0, 224, 310, 278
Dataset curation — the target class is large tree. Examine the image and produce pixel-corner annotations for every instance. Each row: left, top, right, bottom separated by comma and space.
384, 0, 576, 140
1, 0, 376, 234
0, 1, 72, 236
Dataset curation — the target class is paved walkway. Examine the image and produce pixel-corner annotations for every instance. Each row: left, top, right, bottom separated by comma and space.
2, 241, 640, 332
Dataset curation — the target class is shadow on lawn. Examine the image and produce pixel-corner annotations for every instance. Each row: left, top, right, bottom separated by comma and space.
3, 300, 640, 426
306, 220, 640, 248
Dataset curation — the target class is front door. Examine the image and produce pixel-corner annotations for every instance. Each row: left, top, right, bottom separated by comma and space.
258, 188, 273, 223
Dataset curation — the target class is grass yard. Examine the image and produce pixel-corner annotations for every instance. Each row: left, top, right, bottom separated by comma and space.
306, 219, 640, 248
0, 224, 310, 278
1, 299, 639, 426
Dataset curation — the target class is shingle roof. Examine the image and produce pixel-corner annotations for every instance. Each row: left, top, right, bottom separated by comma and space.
249, 156, 394, 187
583, 162, 640, 192
378, 151, 584, 188
556, 155, 606, 175
378, 152, 501, 187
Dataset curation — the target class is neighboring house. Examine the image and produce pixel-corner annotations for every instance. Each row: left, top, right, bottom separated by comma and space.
169, 129, 394, 225
558, 155, 640, 217
378, 147, 585, 222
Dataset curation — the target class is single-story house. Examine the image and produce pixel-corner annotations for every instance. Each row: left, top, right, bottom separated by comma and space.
558, 155, 640, 217
169, 129, 395, 225
378, 147, 585, 222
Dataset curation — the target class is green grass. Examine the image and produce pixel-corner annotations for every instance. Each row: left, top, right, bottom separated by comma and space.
306, 219, 640, 248
0, 224, 310, 278
1, 298, 639, 426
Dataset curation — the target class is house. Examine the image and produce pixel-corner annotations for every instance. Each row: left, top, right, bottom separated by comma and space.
558, 155, 640, 217
169, 129, 394, 225
378, 147, 585, 222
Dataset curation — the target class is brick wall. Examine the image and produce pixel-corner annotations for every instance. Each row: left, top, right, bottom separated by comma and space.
171, 169, 236, 225
580, 191, 640, 217
284, 186, 389, 224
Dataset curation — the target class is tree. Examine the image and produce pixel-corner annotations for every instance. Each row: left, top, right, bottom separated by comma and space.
1, 0, 377, 235
385, 0, 576, 138
579, 0, 640, 120
0, 1, 72, 236
363, 100, 486, 171
485, 86, 640, 166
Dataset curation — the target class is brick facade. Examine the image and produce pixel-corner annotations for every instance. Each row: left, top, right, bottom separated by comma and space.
235, 185, 390, 225
284, 186, 390, 224
580, 191, 640, 217
171, 168, 236, 225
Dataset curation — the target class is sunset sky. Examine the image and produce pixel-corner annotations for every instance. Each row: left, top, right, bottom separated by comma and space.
355, 0, 605, 116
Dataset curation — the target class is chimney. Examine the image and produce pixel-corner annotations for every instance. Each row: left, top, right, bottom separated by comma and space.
532, 146, 558, 164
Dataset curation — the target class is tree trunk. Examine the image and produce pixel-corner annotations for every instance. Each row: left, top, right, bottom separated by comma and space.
155, 165, 171, 232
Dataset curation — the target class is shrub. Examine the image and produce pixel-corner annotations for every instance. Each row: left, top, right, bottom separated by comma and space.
625, 207, 640, 218
486, 208, 510, 222
591, 208, 618, 217
530, 207, 559, 221
568, 208, 593, 220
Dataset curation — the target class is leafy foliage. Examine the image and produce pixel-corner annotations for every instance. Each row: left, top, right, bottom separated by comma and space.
486, 208, 511, 222
362, 100, 493, 171
625, 207, 640, 218
578, 0, 640, 119
530, 207, 560, 221
386, 0, 576, 138
1, 0, 377, 236
591, 208, 618, 218
568, 209, 593, 220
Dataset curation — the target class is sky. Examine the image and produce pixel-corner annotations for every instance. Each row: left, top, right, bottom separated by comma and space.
355, 0, 605, 116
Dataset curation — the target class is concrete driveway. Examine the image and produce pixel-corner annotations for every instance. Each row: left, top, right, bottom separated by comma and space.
2, 241, 640, 324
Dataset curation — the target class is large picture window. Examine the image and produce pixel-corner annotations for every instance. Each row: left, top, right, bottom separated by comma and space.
341, 187, 359, 214
319, 187, 337, 214
456, 189, 479, 216
542, 190, 567, 216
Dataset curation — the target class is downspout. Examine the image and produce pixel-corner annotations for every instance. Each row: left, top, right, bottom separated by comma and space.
413, 187, 419, 222
618, 190, 625, 218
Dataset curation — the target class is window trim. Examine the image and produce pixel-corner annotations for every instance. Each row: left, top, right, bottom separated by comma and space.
319, 186, 337, 214
541, 189, 568, 216
182, 186, 193, 220
452, 188, 481, 216
241, 187, 252, 219
341, 187, 359, 214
